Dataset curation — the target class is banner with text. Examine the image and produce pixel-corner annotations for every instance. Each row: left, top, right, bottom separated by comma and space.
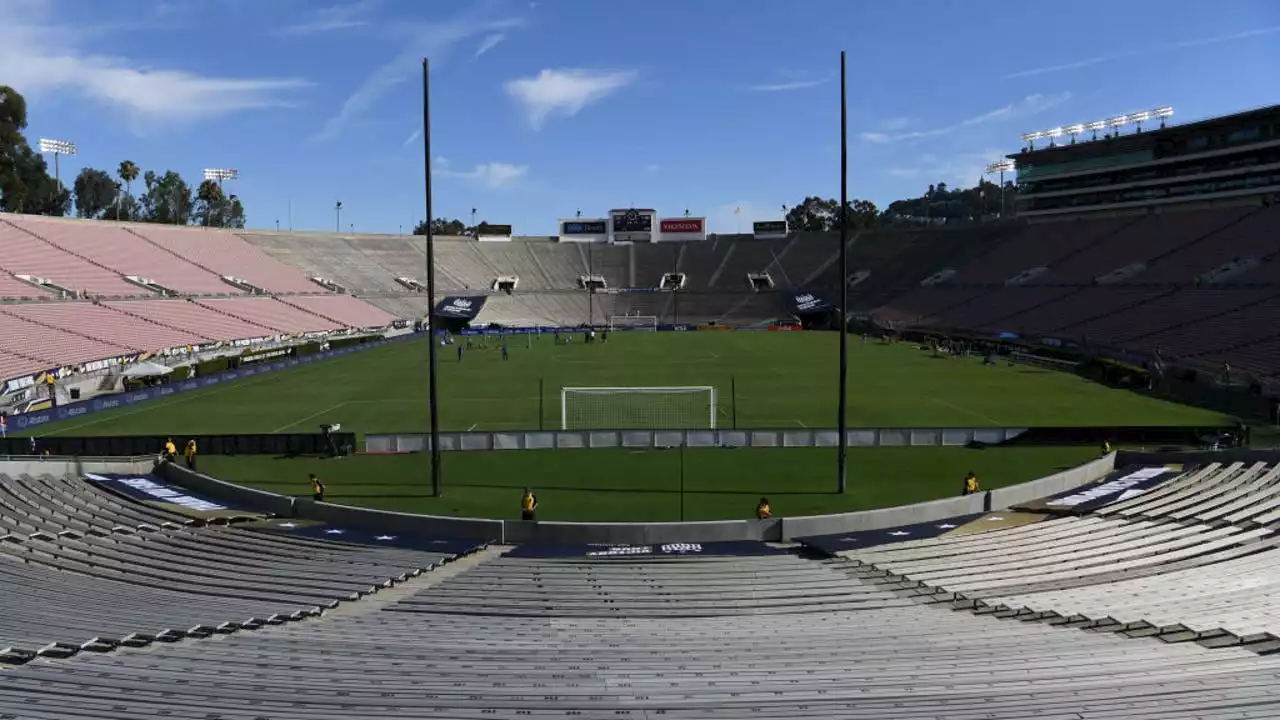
753, 220, 788, 239
789, 291, 833, 315
659, 217, 706, 241
433, 296, 487, 320
475, 224, 513, 241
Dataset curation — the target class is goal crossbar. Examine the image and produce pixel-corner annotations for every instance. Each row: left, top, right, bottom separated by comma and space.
560, 385, 717, 430
607, 315, 658, 331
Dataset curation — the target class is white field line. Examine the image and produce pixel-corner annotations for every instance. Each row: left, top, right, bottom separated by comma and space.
40, 372, 283, 435
927, 395, 1001, 425
272, 402, 349, 434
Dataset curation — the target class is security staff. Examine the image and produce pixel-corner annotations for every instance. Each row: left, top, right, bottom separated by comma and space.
1101, 440, 1112, 456
520, 487, 538, 521
184, 439, 198, 470
756, 497, 772, 520
162, 438, 177, 461
311, 474, 326, 502
962, 472, 980, 496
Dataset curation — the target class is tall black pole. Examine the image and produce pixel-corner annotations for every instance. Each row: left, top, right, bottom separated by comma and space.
837, 50, 849, 494
423, 58, 442, 497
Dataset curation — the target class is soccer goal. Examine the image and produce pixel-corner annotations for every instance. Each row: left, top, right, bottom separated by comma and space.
561, 386, 717, 430
607, 315, 658, 331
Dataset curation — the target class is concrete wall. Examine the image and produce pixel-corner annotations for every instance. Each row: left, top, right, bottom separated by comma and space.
988, 452, 1116, 509
144, 452, 1114, 544
0, 455, 155, 478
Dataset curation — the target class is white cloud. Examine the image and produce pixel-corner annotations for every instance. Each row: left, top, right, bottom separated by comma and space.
437, 161, 528, 189
472, 33, 506, 60
281, 1, 376, 35
0, 4, 311, 124
402, 128, 421, 147
313, 14, 525, 143
1004, 26, 1280, 80
746, 78, 828, 92
860, 93, 1071, 144
883, 149, 1010, 189
504, 68, 636, 130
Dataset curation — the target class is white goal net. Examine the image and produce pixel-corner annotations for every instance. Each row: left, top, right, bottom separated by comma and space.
607, 315, 658, 331
561, 386, 717, 430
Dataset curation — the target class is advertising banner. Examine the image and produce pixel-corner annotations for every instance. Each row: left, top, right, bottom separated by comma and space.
560, 219, 608, 235
659, 217, 706, 241
789, 291, 833, 315
433, 296, 487, 320
475, 224, 513, 241
504, 541, 786, 559
753, 220, 788, 239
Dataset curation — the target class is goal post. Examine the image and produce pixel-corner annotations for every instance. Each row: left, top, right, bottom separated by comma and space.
561, 386, 717, 430
607, 315, 658, 331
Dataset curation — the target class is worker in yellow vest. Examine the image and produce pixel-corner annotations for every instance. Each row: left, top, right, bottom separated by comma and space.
520, 488, 538, 521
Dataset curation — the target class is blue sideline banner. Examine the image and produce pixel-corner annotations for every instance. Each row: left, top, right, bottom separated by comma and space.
12, 337, 402, 432
504, 540, 787, 559
84, 472, 265, 521
1028, 465, 1178, 513
245, 518, 486, 555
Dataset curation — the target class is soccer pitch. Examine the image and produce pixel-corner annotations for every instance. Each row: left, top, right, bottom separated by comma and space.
29, 332, 1227, 521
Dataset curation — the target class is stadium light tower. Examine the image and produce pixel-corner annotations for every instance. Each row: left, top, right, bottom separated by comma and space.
422, 58, 443, 496
985, 160, 1016, 219
334, 201, 343, 233
203, 167, 238, 190
837, 49, 850, 494
37, 138, 76, 185
1065, 124, 1085, 145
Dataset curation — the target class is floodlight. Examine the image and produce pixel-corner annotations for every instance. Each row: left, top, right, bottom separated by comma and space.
986, 160, 1015, 173
1086, 120, 1107, 132
1106, 115, 1128, 128
1065, 124, 1085, 136
38, 138, 76, 156
1021, 131, 1044, 143
1129, 111, 1151, 124
1045, 127, 1064, 139
203, 168, 239, 182
1154, 106, 1174, 119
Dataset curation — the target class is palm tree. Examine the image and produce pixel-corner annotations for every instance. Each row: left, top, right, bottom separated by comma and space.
117, 161, 138, 202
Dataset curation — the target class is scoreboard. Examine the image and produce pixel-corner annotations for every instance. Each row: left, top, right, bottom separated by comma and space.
610, 208, 656, 242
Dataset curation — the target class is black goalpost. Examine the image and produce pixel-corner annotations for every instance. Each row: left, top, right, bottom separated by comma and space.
423, 58, 442, 496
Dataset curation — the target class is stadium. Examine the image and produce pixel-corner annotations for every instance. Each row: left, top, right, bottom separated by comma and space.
4, 63, 1280, 720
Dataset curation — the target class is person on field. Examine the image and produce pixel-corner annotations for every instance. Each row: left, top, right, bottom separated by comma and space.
962, 471, 979, 496
162, 438, 177, 462
457, 344, 463, 362
502, 342, 509, 361
520, 487, 538, 521
184, 439, 198, 471
1101, 439, 1112, 456
311, 474, 326, 502
756, 497, 772, 520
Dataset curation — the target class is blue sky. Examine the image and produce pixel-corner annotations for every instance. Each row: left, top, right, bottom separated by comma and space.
4, 0, 1279, 234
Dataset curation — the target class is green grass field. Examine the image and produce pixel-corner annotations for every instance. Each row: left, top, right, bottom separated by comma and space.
28, 333, 1227, 521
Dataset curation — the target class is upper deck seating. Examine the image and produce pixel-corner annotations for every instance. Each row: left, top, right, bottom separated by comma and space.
194, 298, 338, 334
6, 216, 235, 295
282, 295, 396, 328
129, 225, 318, 294
0, 218, 146, 297
2, 302, 205, 352
103, 299, 274, 342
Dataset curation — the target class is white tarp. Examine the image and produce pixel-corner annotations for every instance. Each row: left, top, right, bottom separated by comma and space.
120, 361, 174, 378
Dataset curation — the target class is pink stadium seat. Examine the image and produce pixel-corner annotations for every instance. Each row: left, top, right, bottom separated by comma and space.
0, 349, 38, 382
0, 311, 133, 369
104, 299, 275, 341
4, 302, 206, 352
283, 295, 397, 328
195, 297, 338, 333
0, 219, 144, 297
129, 225, 321, 293
0, 271, 52, 300
7, 216, 238, 295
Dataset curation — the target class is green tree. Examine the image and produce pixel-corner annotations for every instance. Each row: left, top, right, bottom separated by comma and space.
138, 169, 192, 225
785, 196, 878, 232
73, 167, 119, 219
414, 218, 466, 235
193, 178, 225, 227
0, 85, 69, 216
115, 160, 139, 220
225, 194, 246, 229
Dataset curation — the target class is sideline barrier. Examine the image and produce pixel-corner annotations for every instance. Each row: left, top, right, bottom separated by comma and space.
366, 427, 1026, 453
9, 433, 354, 457
136, 453, 1118, 545
10, 335, 409, 433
